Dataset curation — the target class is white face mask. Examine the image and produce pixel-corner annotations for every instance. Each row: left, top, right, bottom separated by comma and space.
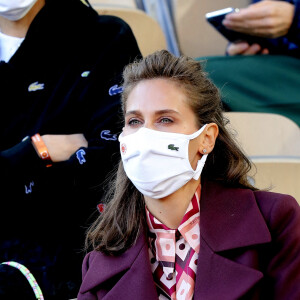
0, 0, 38, 21
119, 125, 208, 199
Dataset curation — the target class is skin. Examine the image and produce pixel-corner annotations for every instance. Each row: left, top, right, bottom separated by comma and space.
223, 0, 295, 55
0, 0, 88, 162
122, 78, 218, 229
0, 0, 46, 37
42, 134, 88, 162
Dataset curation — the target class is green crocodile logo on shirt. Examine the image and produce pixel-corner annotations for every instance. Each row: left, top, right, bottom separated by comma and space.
168, 144, 179, 151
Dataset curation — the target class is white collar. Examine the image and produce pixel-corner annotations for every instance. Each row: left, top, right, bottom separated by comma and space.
0, 31, 24, 62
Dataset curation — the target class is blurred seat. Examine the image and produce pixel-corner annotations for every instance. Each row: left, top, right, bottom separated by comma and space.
224, 112, 300, 158
224, 111, 300, 201
93, 7, 167, 56
140, 0, 180, 56
248, 157, 300, 202
89, 0, 137, 9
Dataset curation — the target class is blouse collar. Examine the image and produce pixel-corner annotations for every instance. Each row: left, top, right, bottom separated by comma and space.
146, 185, 201, 260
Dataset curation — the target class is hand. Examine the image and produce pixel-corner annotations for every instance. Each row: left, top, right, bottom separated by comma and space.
41, 134, 88, 162
227, 41, 269, 55
223, 0, 295, 38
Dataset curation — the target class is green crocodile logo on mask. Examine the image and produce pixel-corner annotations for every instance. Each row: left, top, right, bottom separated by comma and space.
168, 144, 179, 151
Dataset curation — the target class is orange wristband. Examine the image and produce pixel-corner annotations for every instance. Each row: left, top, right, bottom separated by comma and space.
31, 133, 52, 166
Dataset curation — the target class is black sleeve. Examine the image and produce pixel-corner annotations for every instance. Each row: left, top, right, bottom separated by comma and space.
53, 16, 142, 192
0, 137, 44, 178
0, 15, 141, 198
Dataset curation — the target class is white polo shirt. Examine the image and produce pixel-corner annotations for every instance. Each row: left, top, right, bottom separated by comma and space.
0, 31, 24, 62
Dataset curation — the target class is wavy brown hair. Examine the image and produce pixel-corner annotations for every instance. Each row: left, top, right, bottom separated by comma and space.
86, 50, 255, 255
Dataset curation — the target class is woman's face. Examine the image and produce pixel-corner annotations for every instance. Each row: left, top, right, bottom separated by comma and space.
123, 78, 202, 169
123, 78, 199, 135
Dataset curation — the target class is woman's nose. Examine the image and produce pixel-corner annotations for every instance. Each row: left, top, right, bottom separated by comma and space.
143, 122, 156, 131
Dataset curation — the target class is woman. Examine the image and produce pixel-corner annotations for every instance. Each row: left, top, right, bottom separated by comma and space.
78, 50, 300, 300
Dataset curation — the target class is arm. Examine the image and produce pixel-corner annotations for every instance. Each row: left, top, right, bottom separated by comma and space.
42, 134, 87, 162
1, 14, 140, 198
0, 133, 87, 196
223, 1, 295, 38
54, 16, 141, 190
0, 134, 87, 167
223, 0, 297, 55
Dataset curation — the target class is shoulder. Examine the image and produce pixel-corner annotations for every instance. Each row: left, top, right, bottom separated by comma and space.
226, 185, 300, 232
90, 13, 140, 56
254, 190, 299, 211
202, 180, 300, 244
80, 233, 148, 295
82, 250, 99, 271
81, 231, 148, 278
46, 0, 135, 40
254, 190, 300, 233
96, 14, 131, 31
91, 13, 135, 40
208, 180, 299, 221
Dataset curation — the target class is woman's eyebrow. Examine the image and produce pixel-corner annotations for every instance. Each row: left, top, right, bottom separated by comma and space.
154, 109, 180, 116
125, 110, 141, 117
125, 109, 180, 116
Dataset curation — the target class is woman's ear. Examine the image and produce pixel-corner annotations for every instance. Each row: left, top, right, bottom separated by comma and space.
199, 123, 219, 155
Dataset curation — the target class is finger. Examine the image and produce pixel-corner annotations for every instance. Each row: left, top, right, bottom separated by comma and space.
223, 2, 272, 32
226, 42, 250, 55
261, 48, 270, 55
226, 9, 266, 21
242, 43, 262, 55
223, 19, 274, 37
225, 2, 269, 21
223, 16, 273, 31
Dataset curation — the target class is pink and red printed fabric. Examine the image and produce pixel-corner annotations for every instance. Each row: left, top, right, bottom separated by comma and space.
146, 185, 201, 300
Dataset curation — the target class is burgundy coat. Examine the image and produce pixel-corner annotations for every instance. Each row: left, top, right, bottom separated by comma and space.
78, 181, 300, 299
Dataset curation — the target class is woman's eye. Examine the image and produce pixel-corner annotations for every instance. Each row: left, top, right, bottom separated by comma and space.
159, 117, 173, 124
128, 119, 142, 126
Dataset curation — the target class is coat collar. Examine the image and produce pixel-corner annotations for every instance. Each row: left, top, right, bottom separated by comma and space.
200, 180, 271, 252
80, 230, 158, 299
193, 180, 271, 299
79, 180, 272, 299
194, 236, 264, 300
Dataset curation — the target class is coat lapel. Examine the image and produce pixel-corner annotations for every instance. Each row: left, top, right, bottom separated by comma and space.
80, 230, 157, 299
194, 237, 263, 300
194, 180, 271, 299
